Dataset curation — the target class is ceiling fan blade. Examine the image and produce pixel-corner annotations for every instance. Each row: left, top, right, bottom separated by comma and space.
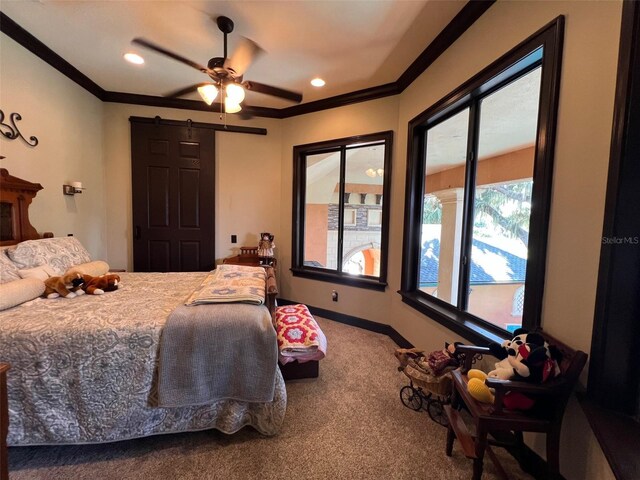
243, 81, 303, 103
224, 36, 264, 77
237, 107, 255, 121
164, 83, 212, 98
132, 38, 210, 74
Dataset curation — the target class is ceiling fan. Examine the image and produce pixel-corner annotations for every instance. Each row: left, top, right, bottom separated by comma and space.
132, 16, 303, 115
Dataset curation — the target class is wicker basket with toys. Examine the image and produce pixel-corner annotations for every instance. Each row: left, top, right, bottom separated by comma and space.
395, 342, 463, 426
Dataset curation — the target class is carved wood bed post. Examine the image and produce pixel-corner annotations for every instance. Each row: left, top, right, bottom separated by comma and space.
0, 168, 44, 246
264, 266, 278, 326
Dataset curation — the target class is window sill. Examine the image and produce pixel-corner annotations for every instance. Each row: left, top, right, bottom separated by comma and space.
291, 268, 387, 291
398, 290, 507, 345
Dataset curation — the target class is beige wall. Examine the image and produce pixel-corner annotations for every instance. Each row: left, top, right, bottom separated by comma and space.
1, 1, 624, 477
397, 0, 620, 357
0, 33, 106, 259
279, 96, 398, 321
396, 2, 621, 479
102, 104, 282, 270
278, 2, 622, 478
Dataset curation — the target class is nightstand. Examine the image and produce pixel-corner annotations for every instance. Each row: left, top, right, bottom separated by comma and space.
223, 247, 277, 268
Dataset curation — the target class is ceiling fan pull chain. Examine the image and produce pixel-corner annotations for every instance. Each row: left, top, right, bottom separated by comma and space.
219, 90, 225, 124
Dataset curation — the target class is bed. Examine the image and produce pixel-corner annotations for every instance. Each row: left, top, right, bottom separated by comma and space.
0, 170, 286, 446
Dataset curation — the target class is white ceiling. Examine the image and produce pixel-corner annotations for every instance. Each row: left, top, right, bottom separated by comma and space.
0, 0, 466, 108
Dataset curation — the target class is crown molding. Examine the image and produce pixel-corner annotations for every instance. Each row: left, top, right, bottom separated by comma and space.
396, 0, 495, 91
279, 82, 400, 118
1, 1, 494, 119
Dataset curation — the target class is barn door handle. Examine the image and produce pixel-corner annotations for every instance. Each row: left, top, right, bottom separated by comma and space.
135, 226, 141, 240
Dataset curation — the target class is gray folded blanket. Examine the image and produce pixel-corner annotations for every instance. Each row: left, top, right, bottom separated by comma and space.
157, 303, 278, 407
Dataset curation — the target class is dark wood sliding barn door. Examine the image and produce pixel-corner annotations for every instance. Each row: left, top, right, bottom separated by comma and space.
130, 119, 215, 272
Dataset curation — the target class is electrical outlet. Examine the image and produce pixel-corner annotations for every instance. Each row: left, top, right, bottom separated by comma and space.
332, 290, 338, 302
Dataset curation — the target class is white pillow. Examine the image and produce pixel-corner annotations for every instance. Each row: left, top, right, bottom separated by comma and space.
0, 278, 45, 311
0, 250, 21, 284
66, 260, 110, 277
18, 264, 57, 281
8, 237, 92, 275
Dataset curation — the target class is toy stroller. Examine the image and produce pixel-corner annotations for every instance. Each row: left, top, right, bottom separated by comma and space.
395, 343, 462, 426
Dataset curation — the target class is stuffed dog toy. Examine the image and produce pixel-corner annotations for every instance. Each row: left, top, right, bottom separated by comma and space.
80, 273, 120, 295
44, 272, 85, 299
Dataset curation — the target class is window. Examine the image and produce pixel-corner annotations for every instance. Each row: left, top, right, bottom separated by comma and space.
292, 131, 393, 290
367, 209, 382, 227
400, 18, 563, 343
344, 208, 357, 226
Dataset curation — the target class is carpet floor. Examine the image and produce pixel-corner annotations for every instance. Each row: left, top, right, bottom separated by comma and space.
9, 317, 534, 479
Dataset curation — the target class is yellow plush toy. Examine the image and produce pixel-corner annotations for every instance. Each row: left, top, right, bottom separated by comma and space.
467, 370, 496, 404
466, 331, 561, 411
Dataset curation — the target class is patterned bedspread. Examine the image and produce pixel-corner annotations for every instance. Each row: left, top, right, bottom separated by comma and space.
0, 272, 286, 446
186, 265, 265, 305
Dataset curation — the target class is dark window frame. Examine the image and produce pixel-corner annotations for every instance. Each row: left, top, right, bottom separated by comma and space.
292, 131, 393, 291
583, 3, 640, 479
399, 17, 564, 344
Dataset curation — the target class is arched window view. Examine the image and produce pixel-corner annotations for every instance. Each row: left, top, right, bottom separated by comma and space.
343, 245, 381, 276
420, 67, 541, 331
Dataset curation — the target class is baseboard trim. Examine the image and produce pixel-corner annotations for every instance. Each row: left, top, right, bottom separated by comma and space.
277, 298, 413, 348
277, 298, 558, 479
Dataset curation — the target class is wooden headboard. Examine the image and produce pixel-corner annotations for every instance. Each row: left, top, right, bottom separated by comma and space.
0, 168, 47, 246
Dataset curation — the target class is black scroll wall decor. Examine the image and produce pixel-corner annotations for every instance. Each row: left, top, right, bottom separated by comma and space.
0, 110, 39, 147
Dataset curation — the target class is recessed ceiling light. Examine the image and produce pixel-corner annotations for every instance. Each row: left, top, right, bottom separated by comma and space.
311, 78, 325, 87
124, 53, 144, 65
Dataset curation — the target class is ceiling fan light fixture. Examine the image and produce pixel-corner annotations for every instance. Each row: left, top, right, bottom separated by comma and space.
124, 53, 144, 65
226, 83, 246, 104
133, 16, 302, 110
377, 168, 384, 177
311, 78, 325, 87
224, 99, 242, 114
197, 84, 219, 105
365, 168, 377, 178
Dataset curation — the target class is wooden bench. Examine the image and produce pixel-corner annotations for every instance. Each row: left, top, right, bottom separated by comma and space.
445, 333, 588, 480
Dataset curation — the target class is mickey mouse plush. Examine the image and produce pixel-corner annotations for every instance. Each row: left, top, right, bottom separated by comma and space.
79, 273, 121, 295
467, 329, 561, 410
484, 328, 534, 380
507, 337, 561, 383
